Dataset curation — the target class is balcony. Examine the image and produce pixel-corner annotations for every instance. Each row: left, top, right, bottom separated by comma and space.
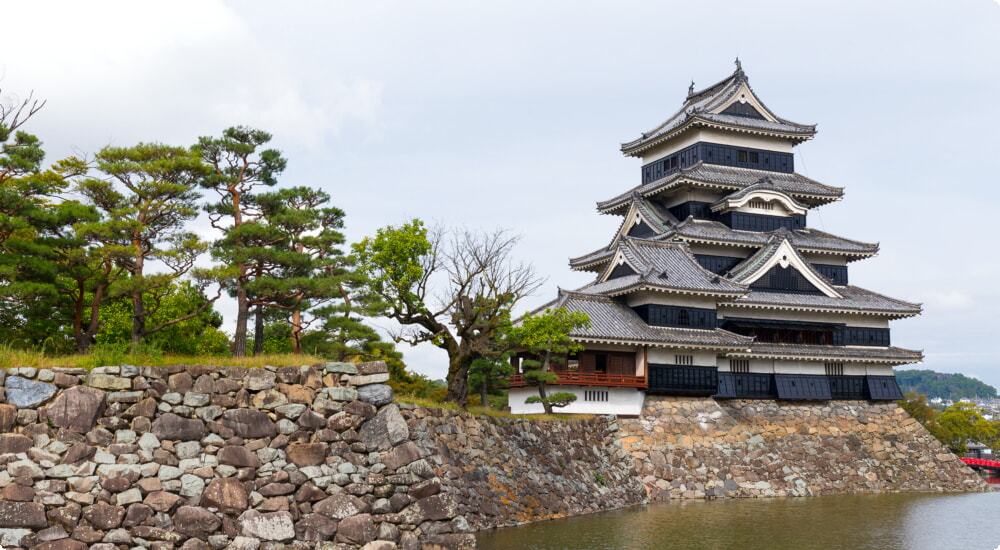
507, 372, 646, 388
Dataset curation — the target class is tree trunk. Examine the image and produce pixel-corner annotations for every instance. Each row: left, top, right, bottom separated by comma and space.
233, 285, 249, 357
130, 291, 144, 353
537, 382, 553, 415
253, 303, 264, 355
291, 309, 303, 355
445, 350, 473, 408
480, 369, 490, 409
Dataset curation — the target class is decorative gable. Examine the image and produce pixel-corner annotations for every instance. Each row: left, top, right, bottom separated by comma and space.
730, 238, 842, 298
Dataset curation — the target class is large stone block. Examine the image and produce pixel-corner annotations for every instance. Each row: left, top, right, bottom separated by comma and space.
313, 493, 367, 520
349, 373, 390, 386
5, 376, 57, 407
293, 514, 338, 541
201, 477, 249, 515
335, 514, 375, 546
359, 403, 409, 452
357, 384, 394, 407
244, 369, 277, 391
81, 504, 125, 530
0, 501, 47, 528
221, 408, 276, 439
0, 433, 32, 454
382, 441, 422, 470
85, 373, 131, 391
218, 446, 260, 468
152, 413, 207, 441
355, 361, 388, 375
286, 443, 327, 467
237, 510, 294, 541
175, 506, 222, 539
45, 385, 106, 433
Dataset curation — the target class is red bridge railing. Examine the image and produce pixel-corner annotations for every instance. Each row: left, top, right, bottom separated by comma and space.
960, 457, 1000, 470
507, 372, 646, 388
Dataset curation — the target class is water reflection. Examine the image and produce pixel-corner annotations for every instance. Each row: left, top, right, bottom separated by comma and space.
476, 492, 1000, 550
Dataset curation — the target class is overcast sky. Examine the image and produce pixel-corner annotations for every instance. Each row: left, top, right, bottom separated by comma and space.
5, 0, 1000, 388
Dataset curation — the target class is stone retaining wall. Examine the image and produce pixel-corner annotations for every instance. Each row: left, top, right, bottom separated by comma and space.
0, 363, 480, 550
618, 396, 987, 500
0, 365, 988, 550
401, 408, 644, 531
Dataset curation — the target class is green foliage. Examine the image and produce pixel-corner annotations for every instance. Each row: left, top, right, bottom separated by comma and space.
895, 369, 997, 400
97, 282, 229, 355
196, 126, 288, 357
352, 219, 431, 313
79, 142, 215, 349
523, 369, 559, 385
593, 472, 606, 486
932, 402, 997, 455
511, 307, 590, 371
900, 394, 998, 455
354, 220, 541, 407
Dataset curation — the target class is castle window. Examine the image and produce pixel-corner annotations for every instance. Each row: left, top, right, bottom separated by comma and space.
730, 359, 750, 373
677, 310, 690, 326
748, 199, 774, 211
749, 151, 759, 163
825, 362, 844, 376
675, 355, 694, 366
584, 390, 609, 402
738, 150, 747, 162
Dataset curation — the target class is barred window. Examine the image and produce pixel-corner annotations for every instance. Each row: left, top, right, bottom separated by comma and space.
584, 390, 609, 402
825, 362, 844, 376
675, 355, 694, 366
730, 359, 750, 373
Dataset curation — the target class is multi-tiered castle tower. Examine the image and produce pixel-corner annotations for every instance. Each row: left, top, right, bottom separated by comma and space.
508, 61, 921, 415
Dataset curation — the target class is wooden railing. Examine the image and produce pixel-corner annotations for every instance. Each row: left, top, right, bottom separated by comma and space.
507, 372, 646, 388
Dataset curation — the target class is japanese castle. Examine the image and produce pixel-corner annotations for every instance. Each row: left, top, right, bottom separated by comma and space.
509, 61, 920, 415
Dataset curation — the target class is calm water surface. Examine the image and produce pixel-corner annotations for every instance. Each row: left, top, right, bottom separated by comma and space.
477, 491, 1000, 550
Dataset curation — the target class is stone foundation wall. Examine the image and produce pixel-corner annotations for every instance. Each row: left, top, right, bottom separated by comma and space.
0, 365, 987, 550
0, 363, 480, 550
619, 396, 987, 500
400, 408, 644, 531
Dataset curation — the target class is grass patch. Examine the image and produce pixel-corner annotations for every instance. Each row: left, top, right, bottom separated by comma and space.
0, 343, 326, 371
394, 393, 593, 421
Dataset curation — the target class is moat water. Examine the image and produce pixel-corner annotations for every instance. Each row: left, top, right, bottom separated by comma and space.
476, 490, 1000, 550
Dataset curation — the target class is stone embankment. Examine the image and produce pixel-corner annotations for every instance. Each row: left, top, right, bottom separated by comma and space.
0, 364, 643, 550
618, 396, 987, 500
0, 362, 479, 550
0, 364, 988, 550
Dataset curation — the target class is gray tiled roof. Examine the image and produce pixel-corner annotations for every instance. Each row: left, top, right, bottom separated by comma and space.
620, 66, 816, 156
728, 343, 923, 365
598, 163, 844, 215
554, 291, 753, 348
724, 285, 922, 318
667, 219, 878, 258
582, 238, 747, 297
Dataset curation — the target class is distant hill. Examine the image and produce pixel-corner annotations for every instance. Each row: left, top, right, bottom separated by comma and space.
895, 369, 997, 400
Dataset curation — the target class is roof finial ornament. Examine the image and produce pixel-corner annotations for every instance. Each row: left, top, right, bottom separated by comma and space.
735, 56, 742, 73
688, 80, 695, 96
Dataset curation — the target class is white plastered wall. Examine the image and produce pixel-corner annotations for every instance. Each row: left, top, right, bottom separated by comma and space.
640, 128, 794, 164
507, 386, 645, 416
647, 348, 719, 367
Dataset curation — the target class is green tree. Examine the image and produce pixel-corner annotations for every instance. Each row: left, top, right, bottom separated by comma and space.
196, 126, 287, 357
353, 220, 542, 407
932, 402, 997, 455
78, 143, 218, 350
97, 281, 230, 355
245, 186, 347, 354
511, 307, 590, 414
